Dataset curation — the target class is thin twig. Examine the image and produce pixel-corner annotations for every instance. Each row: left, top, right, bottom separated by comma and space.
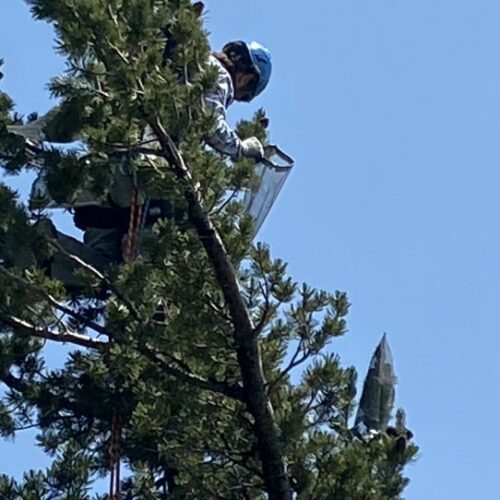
268, 340, 310, 391
108, 42, 130, 65
252, 281, 272, 338
211, 188, 239, 216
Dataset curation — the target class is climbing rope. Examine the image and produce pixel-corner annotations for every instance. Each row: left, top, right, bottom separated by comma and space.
124, 188, 144, 264
109, 409, 124, 499
108, 186, 144, 499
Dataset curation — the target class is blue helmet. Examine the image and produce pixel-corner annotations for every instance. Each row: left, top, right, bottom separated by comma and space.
246, 41, 272, 97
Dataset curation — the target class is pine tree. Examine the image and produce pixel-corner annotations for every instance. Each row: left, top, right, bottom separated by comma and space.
0, 1, 417, 498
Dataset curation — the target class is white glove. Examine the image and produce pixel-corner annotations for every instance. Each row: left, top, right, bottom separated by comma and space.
240, 137, 264, 160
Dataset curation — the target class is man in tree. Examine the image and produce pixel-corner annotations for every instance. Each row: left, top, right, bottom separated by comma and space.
5, 39, 272, 293
14, 40, 271, 158
0, 1, 417, 497
205, 41, 271, 158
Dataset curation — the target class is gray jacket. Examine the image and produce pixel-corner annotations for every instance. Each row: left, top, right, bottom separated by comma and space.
204, 55, 242, 158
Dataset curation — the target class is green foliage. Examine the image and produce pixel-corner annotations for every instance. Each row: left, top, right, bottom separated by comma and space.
0, 1, 417, 498
236, 108, 269, 143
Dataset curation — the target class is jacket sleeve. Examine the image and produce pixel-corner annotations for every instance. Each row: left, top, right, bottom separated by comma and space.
204, 71, 243, 159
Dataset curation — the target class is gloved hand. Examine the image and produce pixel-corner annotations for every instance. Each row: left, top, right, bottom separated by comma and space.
240, 136, 264, 160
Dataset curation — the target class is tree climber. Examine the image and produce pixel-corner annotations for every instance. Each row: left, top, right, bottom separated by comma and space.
4, 40, 273, 293
205, 41, 271, 159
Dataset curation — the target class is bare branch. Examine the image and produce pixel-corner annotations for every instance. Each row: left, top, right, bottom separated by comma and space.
0, 312, 105, 349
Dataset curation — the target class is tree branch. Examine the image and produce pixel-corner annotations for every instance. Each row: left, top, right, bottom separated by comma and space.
252, 281, 273, 338
0, 310, 241, 401
103, 145, 161, 156
0, 312, 105, 349
268, 340, 310, 391
0, 265, 110, 338
148, 116, 292, 500
0, 260, 243, 403
138, 347, 243, 401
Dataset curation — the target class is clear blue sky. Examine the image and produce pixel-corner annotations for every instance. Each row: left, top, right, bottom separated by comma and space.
1, 1, 499, 498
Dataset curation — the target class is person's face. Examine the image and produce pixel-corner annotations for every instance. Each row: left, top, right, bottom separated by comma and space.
233, 71, 259, 102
